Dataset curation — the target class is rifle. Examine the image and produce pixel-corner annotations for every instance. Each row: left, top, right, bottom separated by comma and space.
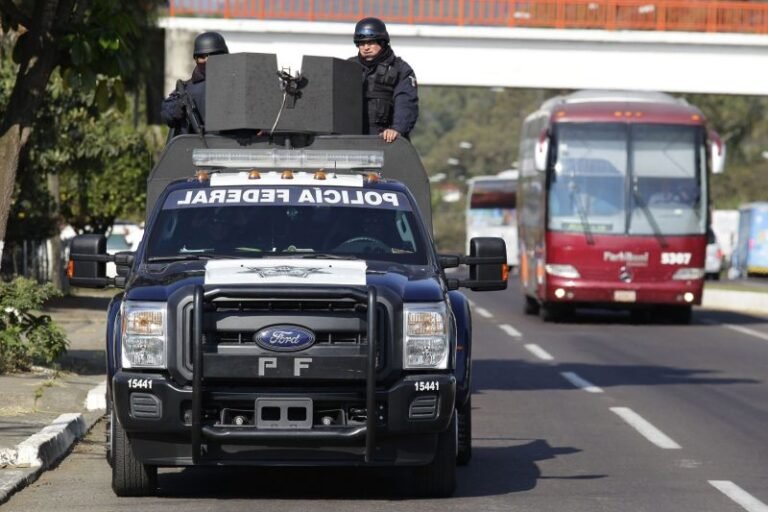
175, 79, 204, 135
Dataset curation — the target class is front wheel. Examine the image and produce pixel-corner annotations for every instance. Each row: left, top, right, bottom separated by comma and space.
112, 411, 157, 497
523, 296, 540, 316
411, 414, 457, 497
457, 395, 472, 466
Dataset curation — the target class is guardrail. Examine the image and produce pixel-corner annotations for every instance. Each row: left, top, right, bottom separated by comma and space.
168, 1, 768, 34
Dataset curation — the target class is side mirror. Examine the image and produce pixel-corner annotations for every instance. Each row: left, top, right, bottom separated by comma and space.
458, 237, 508, 291
709, 130, 726, 174
67, 234, 111, 288
534, 129, 549, 172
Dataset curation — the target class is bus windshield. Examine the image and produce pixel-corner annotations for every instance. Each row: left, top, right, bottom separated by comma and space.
548, 123, 706, 236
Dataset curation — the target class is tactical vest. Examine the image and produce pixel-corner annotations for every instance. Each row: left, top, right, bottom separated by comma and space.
365, 57, 400, 129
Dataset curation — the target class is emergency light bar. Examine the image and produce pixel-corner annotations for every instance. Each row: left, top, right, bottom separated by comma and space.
192, 149, 384, 170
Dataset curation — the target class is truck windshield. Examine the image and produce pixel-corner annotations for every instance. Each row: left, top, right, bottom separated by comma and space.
549, 123, 706, 236
145, 186, 429, 265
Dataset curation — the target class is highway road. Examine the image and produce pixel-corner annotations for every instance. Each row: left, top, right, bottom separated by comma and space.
5, 279, 768, 511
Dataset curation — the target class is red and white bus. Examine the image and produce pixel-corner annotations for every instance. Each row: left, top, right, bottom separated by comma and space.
517, 90, 725, 323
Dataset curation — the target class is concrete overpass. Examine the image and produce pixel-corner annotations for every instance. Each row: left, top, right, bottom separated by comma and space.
159, 5, 768, 96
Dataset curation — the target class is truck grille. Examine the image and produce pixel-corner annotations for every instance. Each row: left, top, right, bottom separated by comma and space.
181, 292, 389, 375
216, 331, 365, 345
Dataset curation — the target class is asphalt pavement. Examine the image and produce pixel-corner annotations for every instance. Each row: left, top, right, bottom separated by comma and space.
0, 280, 765, 506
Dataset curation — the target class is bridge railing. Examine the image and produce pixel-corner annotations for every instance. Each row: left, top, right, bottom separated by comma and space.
168, 1, 768, 34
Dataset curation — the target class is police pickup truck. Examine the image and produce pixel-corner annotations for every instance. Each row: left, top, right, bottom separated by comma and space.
67, 54, 507, 498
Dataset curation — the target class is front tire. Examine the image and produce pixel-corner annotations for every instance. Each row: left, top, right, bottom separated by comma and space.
112, 412, 157, 497
523, 295, 540, 315
106, 402, 114, 467
457, 395, 472, 466
412, 414, 457, 497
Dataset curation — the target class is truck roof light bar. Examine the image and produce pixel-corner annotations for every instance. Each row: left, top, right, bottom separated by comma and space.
192, 149, 384, 170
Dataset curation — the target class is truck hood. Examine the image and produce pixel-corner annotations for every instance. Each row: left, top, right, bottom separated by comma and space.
126, 258, 443, 302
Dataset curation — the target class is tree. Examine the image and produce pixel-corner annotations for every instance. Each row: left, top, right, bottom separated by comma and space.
0, 0, 161, 263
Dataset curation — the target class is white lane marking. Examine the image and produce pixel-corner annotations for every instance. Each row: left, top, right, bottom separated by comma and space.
474, 307, 493, 319
499, 324, 522, 338
85, 381, 107, 411
524, 344, 554, 361
610, 407, 681, 449
560, 372, 604, 393
722, 323, 768, 342
709, 481, 768, 512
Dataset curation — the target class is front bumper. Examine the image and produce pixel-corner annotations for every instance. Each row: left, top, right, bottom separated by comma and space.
113, 371, 455, 466
544, 276, 703, 306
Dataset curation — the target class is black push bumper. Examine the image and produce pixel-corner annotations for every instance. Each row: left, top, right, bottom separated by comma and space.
113, 371, 455, 466
113, 286, 456, 467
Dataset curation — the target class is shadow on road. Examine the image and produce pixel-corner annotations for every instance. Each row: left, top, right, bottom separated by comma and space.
472, 358, 760, 393
538, 308, 768, 326
457, 439, 600, 497
150, 438, 590, 499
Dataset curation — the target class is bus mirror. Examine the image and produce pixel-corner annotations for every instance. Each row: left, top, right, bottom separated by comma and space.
534, 130, 549, 172
709, 131, 725, 174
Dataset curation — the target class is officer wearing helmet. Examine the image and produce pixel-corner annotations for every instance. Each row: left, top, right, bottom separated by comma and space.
350, 17, 418, 143
161, 31, 229, 136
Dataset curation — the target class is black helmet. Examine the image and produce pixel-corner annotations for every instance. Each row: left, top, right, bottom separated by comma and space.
353, 17, 389, 46
193, 31, 229, 57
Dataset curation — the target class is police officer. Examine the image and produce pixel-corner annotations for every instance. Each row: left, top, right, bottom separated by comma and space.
350, 17, 418, 143
161, 31, 229, 135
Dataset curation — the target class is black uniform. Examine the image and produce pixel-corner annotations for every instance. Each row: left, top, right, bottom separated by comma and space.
352, 46, 419, 138
160, 65, 207, 135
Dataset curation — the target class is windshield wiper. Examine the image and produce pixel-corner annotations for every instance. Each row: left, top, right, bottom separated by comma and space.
293, 253, 360, 260
146, 254, 225, 263
631, 189, 668, 248
568, 182, 595, 245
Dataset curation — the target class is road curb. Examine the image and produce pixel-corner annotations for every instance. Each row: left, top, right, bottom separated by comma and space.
0, 392, 105, 505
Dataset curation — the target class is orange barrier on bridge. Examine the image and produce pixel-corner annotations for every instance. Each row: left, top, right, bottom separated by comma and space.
168, 0, 768, 34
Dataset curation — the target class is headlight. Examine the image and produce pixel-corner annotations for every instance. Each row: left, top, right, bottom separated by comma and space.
403, 302, 450, 369
672, 268, 705, 280
545, 264, 580, 279
121, 301, 167, 369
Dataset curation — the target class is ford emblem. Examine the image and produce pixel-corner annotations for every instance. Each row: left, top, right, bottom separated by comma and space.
254, 326, 316, 352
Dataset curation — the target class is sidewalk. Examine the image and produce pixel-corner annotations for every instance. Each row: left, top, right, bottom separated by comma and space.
0, 290, 112, 505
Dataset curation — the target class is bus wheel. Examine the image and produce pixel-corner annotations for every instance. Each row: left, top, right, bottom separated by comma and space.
524, 296, 540, 315
539, 302, 562, 322
668, 305, 693, 325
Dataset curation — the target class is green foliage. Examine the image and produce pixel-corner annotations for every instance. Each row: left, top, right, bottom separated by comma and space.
1, 64, 159, 241
0, 277, 68, 373
26, 70, 158, 233
2, 0, 162, 113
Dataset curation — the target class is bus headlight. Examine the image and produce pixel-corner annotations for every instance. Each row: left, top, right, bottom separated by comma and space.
545, 264, 581, 279
403, 303, 449, 369
672, 268, 705, 280
121, 301, 167, 369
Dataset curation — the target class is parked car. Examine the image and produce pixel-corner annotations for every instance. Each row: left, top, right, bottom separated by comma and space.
705, 228, 724, 280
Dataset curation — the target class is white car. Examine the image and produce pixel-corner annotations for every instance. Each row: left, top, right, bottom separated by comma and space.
105, 233, 133, 278
705, 229, 724, 280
